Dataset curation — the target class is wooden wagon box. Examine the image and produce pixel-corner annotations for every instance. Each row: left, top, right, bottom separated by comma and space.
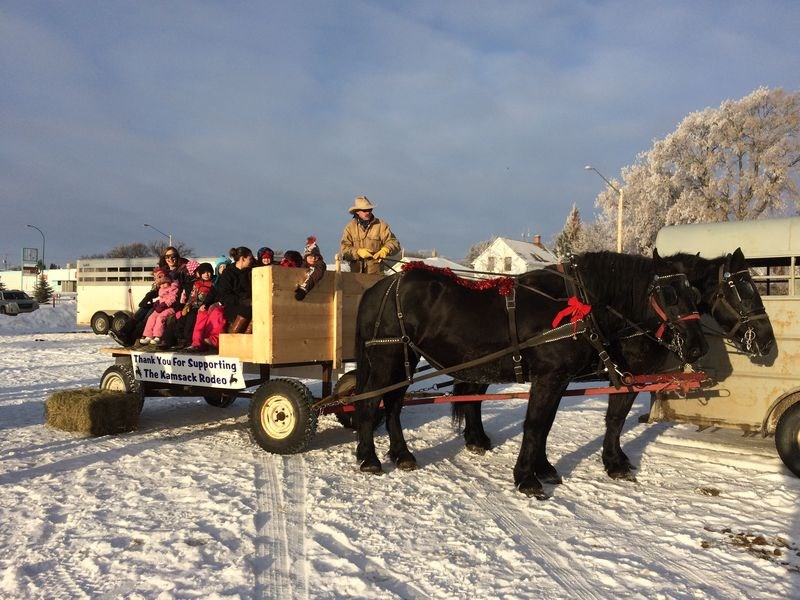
218, 267, 383, 366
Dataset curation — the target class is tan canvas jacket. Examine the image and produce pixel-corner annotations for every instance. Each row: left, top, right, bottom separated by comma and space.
340, 217, 401, 274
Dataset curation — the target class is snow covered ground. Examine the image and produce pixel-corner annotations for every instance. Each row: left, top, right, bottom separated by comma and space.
1, 301, 799, 599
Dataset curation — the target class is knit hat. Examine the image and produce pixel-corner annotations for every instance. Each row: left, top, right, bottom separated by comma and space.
303, 236, 322, 258
214, 255, 231, 274
196, 262, 214, 276
153, 268, 172, 284
257, 246, 274, 262
280, 250, 303, 267
186, 260, 200, 276
348, 195, 376, 214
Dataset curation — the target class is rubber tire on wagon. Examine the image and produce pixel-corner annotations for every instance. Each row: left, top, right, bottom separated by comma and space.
250, 378, 317, 454
333, 371, 358, 429
91, 311, 111, 335
204, 393, 237, 408
100, 364, 145, 413
775, 401, 800, 478
111, 311, 132, 335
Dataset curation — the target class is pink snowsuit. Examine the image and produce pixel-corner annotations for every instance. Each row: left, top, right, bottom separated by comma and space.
142, 281, 180, 338
191, 305, 227, 348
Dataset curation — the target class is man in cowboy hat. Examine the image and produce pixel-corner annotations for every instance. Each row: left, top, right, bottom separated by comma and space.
340, 195, 401, 274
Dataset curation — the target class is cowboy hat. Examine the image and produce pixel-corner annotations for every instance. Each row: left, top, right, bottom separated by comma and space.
348, 195, 376, 214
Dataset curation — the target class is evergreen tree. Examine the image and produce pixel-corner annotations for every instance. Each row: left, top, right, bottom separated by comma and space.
552, 204, 585, 260
33, 274, 54, 304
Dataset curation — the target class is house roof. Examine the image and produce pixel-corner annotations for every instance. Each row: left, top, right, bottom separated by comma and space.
500, 238, 557, 264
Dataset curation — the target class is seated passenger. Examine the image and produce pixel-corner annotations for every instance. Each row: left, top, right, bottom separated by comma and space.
139, 269, 180, 345
216, 246, 255, 335
256, 247, 275, 267
279, 250, 303, 268
178, 262, 215, 349
109, 268, 162, 347
295, 236, 327, 301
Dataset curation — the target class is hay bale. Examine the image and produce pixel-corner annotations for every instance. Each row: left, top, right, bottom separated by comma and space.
45, 388, 140, 436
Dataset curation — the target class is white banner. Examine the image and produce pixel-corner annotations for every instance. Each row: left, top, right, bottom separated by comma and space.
130, 352, 246, 389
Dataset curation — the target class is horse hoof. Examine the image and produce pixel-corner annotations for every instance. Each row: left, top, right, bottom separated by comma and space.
538, 472, 563, 485
517, 484, 550, 501
465, 444, 487, 456
607, 469, 637, 482
396, 459, 418, 471
360, 459, 383, 474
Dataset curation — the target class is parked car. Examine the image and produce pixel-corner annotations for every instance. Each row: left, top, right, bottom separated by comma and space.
0, 290, 39, 315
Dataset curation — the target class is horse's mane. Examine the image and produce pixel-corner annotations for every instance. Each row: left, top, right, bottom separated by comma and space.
568, 252, 656, 321
401, 261, 516, 296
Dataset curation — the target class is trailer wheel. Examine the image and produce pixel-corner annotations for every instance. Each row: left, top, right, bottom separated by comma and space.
100, 364, 144, 413
250, 379, 317, 454
776, 401, 800, 478
204, 393, 236, 408
91, 311, 111, 335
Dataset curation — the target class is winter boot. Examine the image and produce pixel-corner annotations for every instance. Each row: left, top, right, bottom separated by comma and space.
227, 315, 250, 334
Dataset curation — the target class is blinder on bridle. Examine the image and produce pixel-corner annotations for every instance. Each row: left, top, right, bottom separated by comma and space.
648, 273, 700, 348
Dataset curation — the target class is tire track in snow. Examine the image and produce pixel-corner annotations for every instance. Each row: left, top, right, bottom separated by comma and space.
253, 452, 308, 600
436, 455, 600, 599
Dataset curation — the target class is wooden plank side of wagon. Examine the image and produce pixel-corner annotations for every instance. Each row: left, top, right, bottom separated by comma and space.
217, 266, 382, 366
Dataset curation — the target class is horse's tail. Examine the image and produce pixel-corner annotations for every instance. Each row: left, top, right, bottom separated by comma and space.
451, 401, 466, 429
450, 381, 488, 428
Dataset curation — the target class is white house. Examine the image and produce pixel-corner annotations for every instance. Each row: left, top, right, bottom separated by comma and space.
472, 236, 557, 274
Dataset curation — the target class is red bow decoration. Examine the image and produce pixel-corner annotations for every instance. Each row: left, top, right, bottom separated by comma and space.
552, 296, 592, 332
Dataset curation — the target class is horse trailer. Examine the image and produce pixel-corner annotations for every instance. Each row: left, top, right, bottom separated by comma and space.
653, 216, 800, 477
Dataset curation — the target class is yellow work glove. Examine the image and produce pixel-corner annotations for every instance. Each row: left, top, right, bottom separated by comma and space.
356, 248, 373, 259
373, 246, 390, 261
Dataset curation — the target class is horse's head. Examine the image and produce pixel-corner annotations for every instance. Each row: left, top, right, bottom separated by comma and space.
651, 249, 709, 363
705, 248, 775, 356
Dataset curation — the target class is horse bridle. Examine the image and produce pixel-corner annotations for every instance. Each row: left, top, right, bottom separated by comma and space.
647, 273, 701, 351
708, 259, 769, 353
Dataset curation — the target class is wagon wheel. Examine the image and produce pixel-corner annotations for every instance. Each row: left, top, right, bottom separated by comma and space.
203, 393, 237, 408
333, 371, 358, 429
775, 401, 800, 478
332, 370, 384, 430
91, 311, 111, 335
100, 364, 145, 413
250, 378, 317, 454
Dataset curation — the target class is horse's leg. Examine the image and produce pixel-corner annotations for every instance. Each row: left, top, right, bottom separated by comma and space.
384, 389, 418, 470
452, 382, 491, 454
534, 398, 563, 485
603, 392, 637, 480
355, 396, 383, 473
514, 373, 569, 500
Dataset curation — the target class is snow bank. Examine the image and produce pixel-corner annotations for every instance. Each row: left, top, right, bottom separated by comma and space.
0, 299, 87, 335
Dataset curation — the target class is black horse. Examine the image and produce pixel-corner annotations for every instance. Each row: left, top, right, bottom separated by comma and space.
453, 248, 775, 483
352, 251, 708, 498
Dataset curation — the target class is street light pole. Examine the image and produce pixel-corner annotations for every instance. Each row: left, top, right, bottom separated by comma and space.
26, 224, 45, 272
584, 165, 624, 253
143, 223, 173, 248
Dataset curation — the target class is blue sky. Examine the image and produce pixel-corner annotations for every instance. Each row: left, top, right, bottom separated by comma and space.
2, 1, 799, 266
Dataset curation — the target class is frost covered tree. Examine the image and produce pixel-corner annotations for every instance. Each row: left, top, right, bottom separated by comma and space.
595, 87, 800, 254
552, 204, 586, 259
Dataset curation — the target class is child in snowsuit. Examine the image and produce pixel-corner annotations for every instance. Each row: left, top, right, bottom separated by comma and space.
140, 269, 179, 345
294, 236, 326, 301
180, 262, 216, 350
